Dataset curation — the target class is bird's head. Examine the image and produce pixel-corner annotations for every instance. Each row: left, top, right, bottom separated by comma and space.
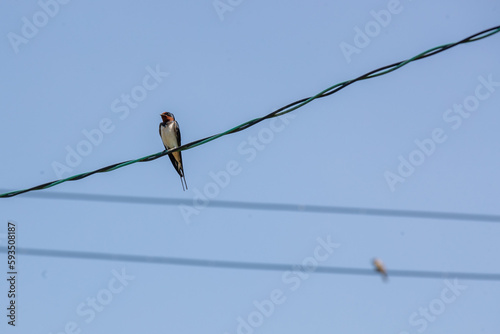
161, 112, 175, 122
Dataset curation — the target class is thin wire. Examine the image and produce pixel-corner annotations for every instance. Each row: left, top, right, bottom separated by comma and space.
4, 189, 500, 223
1, 25, 499, 199
2, 247, 499, 281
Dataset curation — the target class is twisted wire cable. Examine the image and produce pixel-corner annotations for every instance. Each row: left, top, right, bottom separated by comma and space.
1, 25, 499, 198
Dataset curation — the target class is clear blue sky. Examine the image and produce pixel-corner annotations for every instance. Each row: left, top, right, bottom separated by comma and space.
1, 1, 499, 333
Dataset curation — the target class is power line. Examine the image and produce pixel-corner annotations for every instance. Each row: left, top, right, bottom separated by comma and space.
2, 247, 499, 282
3, 189, 500, 223
1, 25, 499, 199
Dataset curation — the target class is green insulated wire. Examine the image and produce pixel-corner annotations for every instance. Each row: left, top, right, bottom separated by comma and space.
1, 25, 499, 198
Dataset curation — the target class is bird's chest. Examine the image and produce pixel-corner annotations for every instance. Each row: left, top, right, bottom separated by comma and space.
160, 123, 178, 148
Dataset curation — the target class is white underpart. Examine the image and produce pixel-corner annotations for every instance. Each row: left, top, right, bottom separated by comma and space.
160, 122, 179, 149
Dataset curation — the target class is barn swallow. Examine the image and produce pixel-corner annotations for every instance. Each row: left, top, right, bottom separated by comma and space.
159, 112, 188, 191
373, 258, 388, 281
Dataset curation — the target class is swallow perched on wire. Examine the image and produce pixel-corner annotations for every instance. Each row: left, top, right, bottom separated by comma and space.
373, 258, 388, 281
159, 112, 188, 191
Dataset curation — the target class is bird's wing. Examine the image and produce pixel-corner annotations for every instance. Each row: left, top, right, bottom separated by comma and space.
175, 121, 181, 144
168, 153, 183, 177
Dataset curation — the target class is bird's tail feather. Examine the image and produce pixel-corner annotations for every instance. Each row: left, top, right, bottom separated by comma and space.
180, 176, 188, 191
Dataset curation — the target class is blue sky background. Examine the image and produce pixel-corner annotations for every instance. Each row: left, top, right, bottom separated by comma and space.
1, 0, 499, 333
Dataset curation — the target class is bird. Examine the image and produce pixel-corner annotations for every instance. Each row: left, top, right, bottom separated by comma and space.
373, 258, 388, 281
159, 112, 188, 191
